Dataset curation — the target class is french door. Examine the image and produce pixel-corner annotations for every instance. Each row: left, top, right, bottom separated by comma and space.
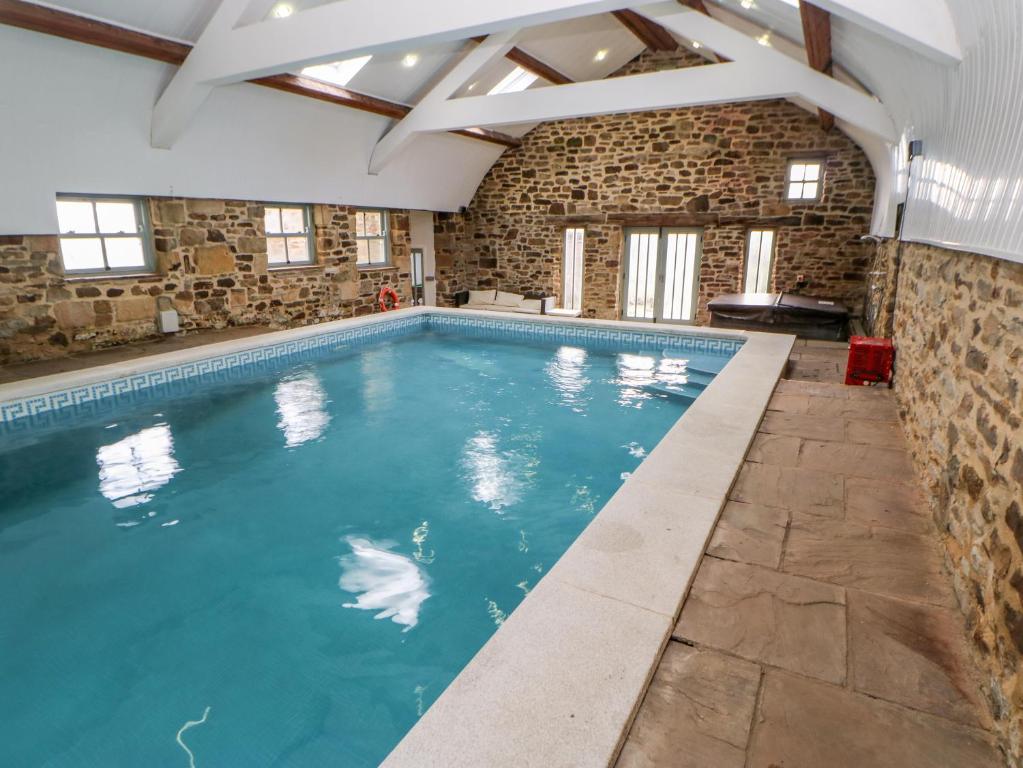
621, 228, 703, 324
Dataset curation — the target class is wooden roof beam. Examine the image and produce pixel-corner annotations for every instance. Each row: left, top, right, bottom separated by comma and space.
612, 9, 678, 51
0, 0, 520, 150
799, 1, 836, 131
470, 37, 574, 85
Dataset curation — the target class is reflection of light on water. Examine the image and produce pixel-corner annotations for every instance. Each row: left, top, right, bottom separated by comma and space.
97, 424, 181, 508
518, 530, 529, 552
516, 581, 530, 595
545, 346, 591, 411
274, 371, 330, 447
338, 537, 430, 632
461, 431, 530, 512
572, 484, 596, 515
485, 597, 507, 626
360, 349, 395, 412
615, 353, 656, 407
623, 442, 647, 458
175, 705, 211, 768
414, 685, 427, 717
412, 521, 435, 564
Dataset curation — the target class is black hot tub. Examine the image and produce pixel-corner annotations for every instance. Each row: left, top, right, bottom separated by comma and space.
707, 292, 849, 340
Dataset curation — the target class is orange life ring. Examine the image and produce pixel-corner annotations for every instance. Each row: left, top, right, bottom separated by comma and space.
378, 285, 400, 312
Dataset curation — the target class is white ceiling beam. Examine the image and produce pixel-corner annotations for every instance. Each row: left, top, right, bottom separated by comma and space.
637, 2, 895, 139
204, 0, 642, 85
369, 31, 520, 175
150, 0, 249, 149
408, 7, 895, 143
151, 0, 639, 149
801, 0, 961, 65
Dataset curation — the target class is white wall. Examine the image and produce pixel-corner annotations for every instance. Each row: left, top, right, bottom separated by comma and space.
842, 0, 1023, 264
0, 25, 503, 234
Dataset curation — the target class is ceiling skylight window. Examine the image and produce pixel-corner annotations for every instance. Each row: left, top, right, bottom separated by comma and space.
270, 3, 293, 19
301, 55, 372, 88
489, 66, 538, 95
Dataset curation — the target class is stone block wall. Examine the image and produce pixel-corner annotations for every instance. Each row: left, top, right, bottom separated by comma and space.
435, 48, 876, 321
888, 241, 1023, 762
0, 199, 412, 364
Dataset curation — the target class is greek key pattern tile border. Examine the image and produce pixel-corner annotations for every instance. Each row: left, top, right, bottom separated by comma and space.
0, 312, 743, 425
426, 313, 745, 355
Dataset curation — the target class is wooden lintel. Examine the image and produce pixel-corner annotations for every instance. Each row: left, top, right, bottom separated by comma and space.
0, 0, 519, 149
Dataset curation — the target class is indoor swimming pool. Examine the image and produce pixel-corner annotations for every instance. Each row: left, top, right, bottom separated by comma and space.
0, 314, 739, 767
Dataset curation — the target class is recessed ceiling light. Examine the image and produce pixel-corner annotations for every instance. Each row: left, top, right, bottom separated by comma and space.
756, 32, 772, 46
467, 81, 478, 91
402, 53, 420, 68
594, 48, 609, 62
691, 40, 702, 49
740, 0, 757, 9
270, 3, 293, 19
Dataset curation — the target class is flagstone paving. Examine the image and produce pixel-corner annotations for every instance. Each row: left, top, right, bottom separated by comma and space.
616, 340, 1004, 768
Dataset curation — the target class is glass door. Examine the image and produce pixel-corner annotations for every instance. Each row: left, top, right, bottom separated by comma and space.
622, 228, 660, 321
622, 228, 702, 324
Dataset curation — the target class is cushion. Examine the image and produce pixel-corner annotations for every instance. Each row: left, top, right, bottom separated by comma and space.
494, 291, 524, 307
468, 289, 497, 304
520, 299, 542, 311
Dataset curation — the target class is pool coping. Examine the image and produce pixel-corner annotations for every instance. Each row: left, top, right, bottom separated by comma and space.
0, 307, 793, 766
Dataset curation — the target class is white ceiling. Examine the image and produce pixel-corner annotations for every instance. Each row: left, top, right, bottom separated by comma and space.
12, 0, 1023, 263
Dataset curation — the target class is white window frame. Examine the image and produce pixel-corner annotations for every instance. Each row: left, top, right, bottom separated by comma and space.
56, 195, 155, 276
785, 158, 824, 202
265, 204, 315, 268
355, 209, 391, 268
562, 227, 585, 311
744, 229, 776, 294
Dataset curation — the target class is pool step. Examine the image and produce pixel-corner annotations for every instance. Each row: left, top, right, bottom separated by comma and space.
644, 383, 700, 404
660, 351, 720, 378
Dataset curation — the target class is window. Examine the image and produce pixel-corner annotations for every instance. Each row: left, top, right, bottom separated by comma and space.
562, 228, 584, 311
785, 158, 824, 201
301, 55, 372, 88
744, 230, 776, 294
265, 205, 314, 267
56, 196, 153, 275
355, 210, 391, 267
488, 66, 539, 95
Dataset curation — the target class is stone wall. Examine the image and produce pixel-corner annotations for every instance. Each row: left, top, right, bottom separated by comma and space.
890, 241, 1023, 762
436, 48, 876, 321
0, 199, 412, 364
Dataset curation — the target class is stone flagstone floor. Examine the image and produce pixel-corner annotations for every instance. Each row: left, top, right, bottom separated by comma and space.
616, 339, 1005, 768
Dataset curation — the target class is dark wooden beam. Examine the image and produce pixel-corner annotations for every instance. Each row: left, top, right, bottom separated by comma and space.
799, 0, 836, 131
451, 127, 524, 149
470, 36, 574, 85
255, 74, 411, 120
0, 0, 521, 149
678, 0, 712, 15
505, 46, 573, 85
612, 9, 678, 51
0, 0, 190, 64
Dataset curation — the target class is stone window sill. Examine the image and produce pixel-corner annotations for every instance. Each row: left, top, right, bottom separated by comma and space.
357, 265, 396, 272
61, 272, 163, 284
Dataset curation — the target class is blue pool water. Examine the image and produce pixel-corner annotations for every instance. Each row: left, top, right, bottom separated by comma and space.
0, 326, 734, 767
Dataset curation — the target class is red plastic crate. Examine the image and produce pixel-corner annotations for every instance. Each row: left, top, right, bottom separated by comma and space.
845, 336, 894, 386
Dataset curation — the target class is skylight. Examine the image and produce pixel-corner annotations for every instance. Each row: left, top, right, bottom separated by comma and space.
301, 55, 372, 88
488, 66, 539, 95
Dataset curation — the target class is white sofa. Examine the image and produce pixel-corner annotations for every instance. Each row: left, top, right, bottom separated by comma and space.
462, 290, 556, 315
